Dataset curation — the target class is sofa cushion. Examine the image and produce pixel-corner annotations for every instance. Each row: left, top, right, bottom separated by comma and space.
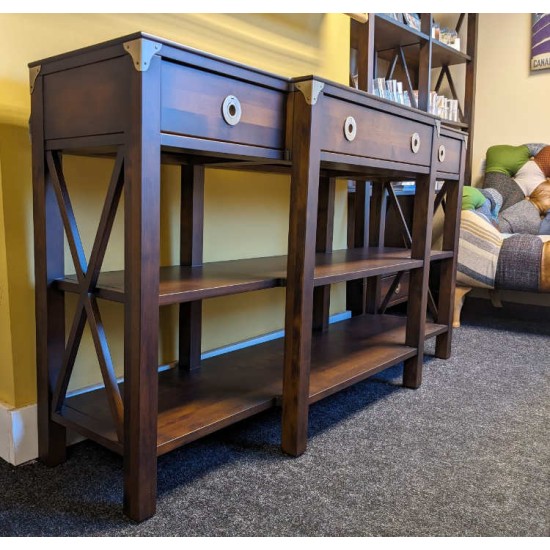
534, 145, 550, 177
485, 144, 530, 176
483, 172, 525, 211
513, 160, 546, 196
528, 180, 550, 214
495, 234, 543, 291
524, 143, 547, 157
457, 210, 503, 289
498, 199, 542, 234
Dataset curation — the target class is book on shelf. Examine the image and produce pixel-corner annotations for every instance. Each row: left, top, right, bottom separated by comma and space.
403, 13, 421, 30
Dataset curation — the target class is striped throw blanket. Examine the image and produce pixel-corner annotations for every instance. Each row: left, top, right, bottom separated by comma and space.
457, 210, 503, 289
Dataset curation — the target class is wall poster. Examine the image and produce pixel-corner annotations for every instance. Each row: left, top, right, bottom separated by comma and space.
531, 13, 550, 72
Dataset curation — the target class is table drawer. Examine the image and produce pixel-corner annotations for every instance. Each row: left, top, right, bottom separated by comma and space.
379, 272, 409, 308
320, 96, 433, 167
436, 134, 462, 174
161, 61, 286, 152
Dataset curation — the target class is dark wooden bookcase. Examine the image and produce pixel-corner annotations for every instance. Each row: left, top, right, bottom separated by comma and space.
29, 33, 466, 521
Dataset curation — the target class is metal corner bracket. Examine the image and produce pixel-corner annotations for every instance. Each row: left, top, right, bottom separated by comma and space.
295, 80, 325, 106
435, 119, 441, 137
29, 65, 41, 94
123, 38, 162, 72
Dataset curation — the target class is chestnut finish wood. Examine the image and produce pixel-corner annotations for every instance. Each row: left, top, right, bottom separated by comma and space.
56, 313, 447, 456
435, 137, 467, 358
366, 181, 387, 314
403, 141, 438, 389
346, 181, 369, 316
313, 176, 336, 332
281, 85, 321, 457
122, 51, 162, 522
179, 164, 204, 371
31, 33, 466, 522
31, 72, 68, 467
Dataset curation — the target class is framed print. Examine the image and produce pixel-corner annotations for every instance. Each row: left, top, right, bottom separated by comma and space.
531, 13, 550, 71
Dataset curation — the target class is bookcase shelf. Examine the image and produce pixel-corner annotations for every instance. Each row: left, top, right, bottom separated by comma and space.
54, 313, 447, 457
350, 12, 478, 184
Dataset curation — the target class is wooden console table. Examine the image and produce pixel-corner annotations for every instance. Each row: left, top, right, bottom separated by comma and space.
29, 32, 465, 521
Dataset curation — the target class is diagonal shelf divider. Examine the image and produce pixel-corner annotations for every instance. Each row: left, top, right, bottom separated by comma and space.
47, 149, 125, 442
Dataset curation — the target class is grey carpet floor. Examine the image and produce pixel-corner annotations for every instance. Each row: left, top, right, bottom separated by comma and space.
1, 313, 549, 536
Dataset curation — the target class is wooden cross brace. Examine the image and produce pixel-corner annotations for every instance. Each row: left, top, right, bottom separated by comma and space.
46, 150, 125, 442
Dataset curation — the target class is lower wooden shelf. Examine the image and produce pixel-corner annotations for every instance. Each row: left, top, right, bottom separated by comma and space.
54, 314, 447, 456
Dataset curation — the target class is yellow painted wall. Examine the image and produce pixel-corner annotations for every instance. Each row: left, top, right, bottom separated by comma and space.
0, 160, 15, 405
0, 13, 351, 406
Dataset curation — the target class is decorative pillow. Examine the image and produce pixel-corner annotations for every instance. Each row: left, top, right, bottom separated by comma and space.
498, 199, 542, 235
462, 186, 486, 210
534, 145, 550, 177
495, 235, 543, 291
524, 143, 547, 157
457, 210, 503, 289
513, 160, 546, 196
539, 211, 550, 235
485, 144, 530, 176
528, 180, 550, 214
483, 172, 525, 211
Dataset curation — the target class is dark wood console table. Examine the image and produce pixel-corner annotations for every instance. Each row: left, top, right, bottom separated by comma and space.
29, 33, 466, 521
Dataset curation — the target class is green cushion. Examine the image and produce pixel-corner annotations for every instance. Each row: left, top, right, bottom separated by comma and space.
485, 145, 530, 176
462, 186, 486, 211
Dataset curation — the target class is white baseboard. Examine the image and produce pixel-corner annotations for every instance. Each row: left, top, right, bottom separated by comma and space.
0, 401, 38, 466
0, 311, 352, 466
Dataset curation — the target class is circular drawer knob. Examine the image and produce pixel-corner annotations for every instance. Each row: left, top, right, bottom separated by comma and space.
344, 116, 357, 142
438, 144, 446, 162
222, 95, 242, 126
411, 132, 421, 153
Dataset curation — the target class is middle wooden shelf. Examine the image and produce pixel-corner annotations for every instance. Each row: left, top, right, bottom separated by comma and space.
55, 247, 453, 305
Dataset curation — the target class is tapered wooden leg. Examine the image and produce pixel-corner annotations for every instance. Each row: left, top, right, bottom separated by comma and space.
452, 286, 471, 329
179, 165, 204, 370
282, 83, 322, 457
31, 73, 67, 466
404, 171, 436, 389
435, 138, 467, 359
123, 55, 161, 522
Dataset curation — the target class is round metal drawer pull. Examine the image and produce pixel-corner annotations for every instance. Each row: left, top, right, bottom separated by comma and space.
344, 116, 357, 142
222, 95, 242, 126
438, 144, 446, 162
411, 132, 421, 154
395, 284, 401, 294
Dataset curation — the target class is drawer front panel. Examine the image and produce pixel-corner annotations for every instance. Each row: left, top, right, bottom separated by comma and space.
379, 272, 410, 307
436, 135, 462, 174
320, 96, 433, 166
43, 56, 129, 140
161, 61, 286, 151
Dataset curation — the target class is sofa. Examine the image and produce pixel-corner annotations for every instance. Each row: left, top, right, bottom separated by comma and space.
453, 143, 550, 326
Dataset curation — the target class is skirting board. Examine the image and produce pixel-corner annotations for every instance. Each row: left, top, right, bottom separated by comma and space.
0, 311, 352, 466
0, 402, 38, 466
